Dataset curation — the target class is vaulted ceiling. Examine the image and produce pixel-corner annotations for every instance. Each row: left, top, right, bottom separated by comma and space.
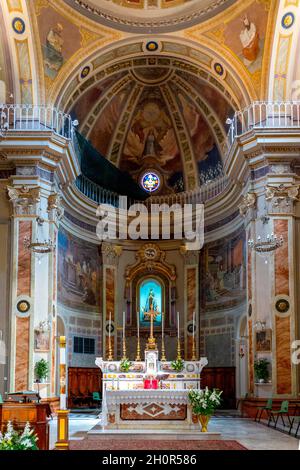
70, 57, 233, 193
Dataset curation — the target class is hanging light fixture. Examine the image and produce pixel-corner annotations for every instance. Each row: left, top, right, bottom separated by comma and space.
24, 216, 56, 260
248, 233, 283, 254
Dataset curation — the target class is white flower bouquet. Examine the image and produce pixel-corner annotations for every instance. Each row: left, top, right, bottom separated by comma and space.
188, 387, 223, 416
0, 421, 39, 450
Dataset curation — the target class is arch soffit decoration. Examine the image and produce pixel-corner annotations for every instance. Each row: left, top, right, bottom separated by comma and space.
50, 37, 256, 112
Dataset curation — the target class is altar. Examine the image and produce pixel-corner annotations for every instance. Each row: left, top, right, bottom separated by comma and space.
96, 357, 208, 430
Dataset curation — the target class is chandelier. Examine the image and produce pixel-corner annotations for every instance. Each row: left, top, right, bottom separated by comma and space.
248, 233, 284, 254
24, 216, 56, 258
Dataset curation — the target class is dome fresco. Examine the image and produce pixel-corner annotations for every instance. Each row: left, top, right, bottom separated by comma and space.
70, 59, 233, 194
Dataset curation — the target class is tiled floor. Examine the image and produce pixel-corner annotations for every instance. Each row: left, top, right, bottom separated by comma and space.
49, 412, 300, 450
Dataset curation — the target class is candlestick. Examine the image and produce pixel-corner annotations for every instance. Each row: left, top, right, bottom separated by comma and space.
122, 311, 127, 360
107, 311, 113, 361
161, 312, 166, 362
176, 312, 182, 360
135, 311, 141, 361
192, 311, 196, 361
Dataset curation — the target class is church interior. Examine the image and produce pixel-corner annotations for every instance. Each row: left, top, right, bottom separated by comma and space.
0, 0, 300, 452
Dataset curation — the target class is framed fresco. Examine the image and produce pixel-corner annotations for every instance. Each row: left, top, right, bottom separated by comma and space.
256, 329, 272, 353
34, 329, 50, 352
137, 277, 164, 328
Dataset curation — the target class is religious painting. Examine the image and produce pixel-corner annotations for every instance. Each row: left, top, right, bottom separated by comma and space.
57, 228, 100, 310
121, 87, 181, 172
43, 23, 65, 79
36, 4, 81, 81
221, 2, 269, 75
256, 329, 272, 353
34, 329, 50, 352
138, 278, 163, 327
200, 230, 246, 313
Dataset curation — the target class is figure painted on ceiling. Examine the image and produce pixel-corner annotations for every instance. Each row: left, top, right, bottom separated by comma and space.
44, 23, 64, 78
240, 15, 259, 63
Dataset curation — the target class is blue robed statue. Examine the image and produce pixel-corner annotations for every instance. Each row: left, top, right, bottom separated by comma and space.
142, 288, 160, 321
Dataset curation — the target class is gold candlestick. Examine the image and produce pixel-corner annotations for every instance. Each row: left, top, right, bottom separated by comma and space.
191, 338, 197, 361
177, 337, 182, 361
135, 336, 141, 361
107, 336, 113, 361
161, 336, 167, 362
122, 337, 127, 360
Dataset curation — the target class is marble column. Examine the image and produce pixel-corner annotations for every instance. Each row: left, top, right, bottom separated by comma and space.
240, 167, 299, 398
7, 181, 63, 398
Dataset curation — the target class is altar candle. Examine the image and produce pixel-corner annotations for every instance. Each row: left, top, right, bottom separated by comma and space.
109, 311, 111, 341
193, 311, 195, 341
123, 311, 125, 340
177, 311, 180, 339
137, 311, 139, 338
162, 312, 164, 338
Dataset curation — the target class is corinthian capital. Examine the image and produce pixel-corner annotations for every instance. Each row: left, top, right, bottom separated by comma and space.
7, 185, 40, 216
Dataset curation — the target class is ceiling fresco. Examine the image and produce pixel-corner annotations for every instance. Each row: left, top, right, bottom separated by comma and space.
70, 60, 234, 194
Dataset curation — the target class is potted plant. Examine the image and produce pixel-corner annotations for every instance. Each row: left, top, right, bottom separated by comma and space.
254, 358, 270, 383
171, 358, 184, 372
188, 388, 222, 432
34, 358, 49, 383
120, 359, 132, 373
0, 421, 39, 450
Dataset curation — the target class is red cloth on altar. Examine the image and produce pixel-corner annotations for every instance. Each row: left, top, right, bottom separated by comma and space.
143, 379, 159, 389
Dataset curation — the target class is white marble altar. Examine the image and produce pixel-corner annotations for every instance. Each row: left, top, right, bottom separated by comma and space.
96, 357, 208, 430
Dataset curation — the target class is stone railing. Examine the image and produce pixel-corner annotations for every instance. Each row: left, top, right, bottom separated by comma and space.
74, 174, 230, 208
0, 104, 73, 139
226, 101, 300, 149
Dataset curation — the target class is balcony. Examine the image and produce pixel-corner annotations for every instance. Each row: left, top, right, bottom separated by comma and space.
0, 104, 73, 140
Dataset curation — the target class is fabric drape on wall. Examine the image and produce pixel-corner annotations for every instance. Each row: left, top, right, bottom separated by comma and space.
75, 131, 149, 201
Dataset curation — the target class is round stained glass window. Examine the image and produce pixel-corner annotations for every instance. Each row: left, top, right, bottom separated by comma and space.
141, 172, 160, 193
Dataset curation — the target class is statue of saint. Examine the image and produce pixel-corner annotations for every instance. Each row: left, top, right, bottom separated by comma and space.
142, 288, 159, 321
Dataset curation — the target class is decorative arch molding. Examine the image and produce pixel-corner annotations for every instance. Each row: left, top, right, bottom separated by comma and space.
124, 244, 177, 292
267, 2, 300, 101
1, 0, 39, 104
124, 244, 177, 332
48, 36, 256, 111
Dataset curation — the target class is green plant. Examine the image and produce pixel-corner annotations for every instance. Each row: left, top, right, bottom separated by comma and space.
254, 358, 270, 382
34, 358, 49, 382
188, 388, 222, 416
120, 359, 132, 373
0, 421, 39, 450
171, 358, 184, 372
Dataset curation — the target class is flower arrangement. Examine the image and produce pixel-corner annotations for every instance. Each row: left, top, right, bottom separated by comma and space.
120, 359, 132, 372
188, 388, 223, 416
0, 421, 39, 450
171, 359, 184, 372
34, 358, 49, 382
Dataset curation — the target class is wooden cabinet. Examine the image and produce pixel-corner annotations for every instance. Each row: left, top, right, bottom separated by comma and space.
201, 367, 236, 409
68, 367, 102, 408
0, 403, 50, 450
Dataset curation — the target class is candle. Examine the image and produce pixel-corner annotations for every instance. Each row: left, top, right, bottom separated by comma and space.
137, 311, 139, 339
193, 311, 195, 341
177, 311, 180, 339
109, 311, 111, 342
162, 312, 164, 339
123, 311, 125, 340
